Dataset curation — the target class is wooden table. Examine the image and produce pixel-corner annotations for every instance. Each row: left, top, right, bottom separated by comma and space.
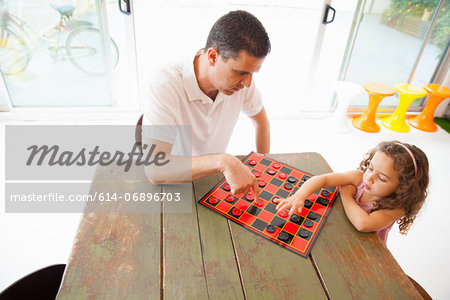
57, 153, 422, 299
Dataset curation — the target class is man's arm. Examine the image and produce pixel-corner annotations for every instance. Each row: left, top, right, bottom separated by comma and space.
249, 107, 270, 154
142, 137, 260, 197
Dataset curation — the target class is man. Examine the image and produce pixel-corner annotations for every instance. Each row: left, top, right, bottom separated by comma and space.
142, 10, 270, 197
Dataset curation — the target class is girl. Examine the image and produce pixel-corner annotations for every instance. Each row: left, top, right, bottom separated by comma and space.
275, 141, 429, 243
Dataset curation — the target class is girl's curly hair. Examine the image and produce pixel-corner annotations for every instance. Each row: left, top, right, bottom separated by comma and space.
358, 141, 429, 234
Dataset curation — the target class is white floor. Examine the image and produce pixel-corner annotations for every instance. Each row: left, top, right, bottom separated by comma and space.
0, 113, 449, 299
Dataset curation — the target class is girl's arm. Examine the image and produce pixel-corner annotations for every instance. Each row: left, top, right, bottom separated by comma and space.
340, 185, 404, 232
276, 170, 362, 217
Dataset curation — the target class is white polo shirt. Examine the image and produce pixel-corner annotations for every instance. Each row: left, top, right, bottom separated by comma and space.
142, 51, 263, 156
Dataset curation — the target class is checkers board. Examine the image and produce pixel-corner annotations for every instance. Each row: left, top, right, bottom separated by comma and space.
198, 152, 339, 258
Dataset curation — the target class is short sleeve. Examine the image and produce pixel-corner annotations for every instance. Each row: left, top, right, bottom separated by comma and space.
141, 69, 179, 144
241, 80, 263, 117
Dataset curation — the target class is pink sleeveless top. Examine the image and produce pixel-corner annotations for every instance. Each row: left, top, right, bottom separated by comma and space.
353, 182, 393, 244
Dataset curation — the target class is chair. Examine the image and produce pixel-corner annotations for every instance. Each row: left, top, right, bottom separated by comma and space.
381, 83, 427, 132
0, 264, 65, 299
408, 83, 450, 132
352, 82, 395, 133
135, 114, 143, 153
332, 81, 365, 133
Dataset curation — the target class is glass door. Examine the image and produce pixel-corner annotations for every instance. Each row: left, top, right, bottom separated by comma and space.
133, 0, 343, 113
0, 0, 136, 108
339, 0, 449, 108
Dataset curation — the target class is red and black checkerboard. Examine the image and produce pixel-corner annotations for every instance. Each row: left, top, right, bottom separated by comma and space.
198, 152, 339, 258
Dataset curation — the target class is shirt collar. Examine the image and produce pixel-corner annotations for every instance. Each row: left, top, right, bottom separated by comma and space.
182, 49, 214, 104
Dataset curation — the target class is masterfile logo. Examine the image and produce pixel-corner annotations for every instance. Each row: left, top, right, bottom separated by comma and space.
4, 125, 193, 213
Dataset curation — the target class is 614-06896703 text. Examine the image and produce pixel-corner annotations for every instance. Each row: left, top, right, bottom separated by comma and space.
9, 192, 181, 203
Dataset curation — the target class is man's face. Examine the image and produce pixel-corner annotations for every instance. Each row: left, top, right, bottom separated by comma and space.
210, 50, 265, 96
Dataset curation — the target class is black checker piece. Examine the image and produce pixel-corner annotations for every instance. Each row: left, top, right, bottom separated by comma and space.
298, 228, 312, 241
280, 166, 292, 175
270, 178, 283, 187
278, 231, 294, 243
301, 175, 311, 181
252, 219, 268, 231
275, 189, 290, 198
266, 224, 276, 233
287, 176, 297, 183
260, 158, 272, 166
284, 183, 293, 190
246, 205, 262, 217
304, 199, 313, 209
264, 202, 278, 214
271, 216, 286, 228
324, 187, 337, 193
290, 214, 304, 226
316, 196, 330, 206
321, 190, 331, 197
259, 190, 273, 201
307, 211, 321, 222
304, 219, 313, 228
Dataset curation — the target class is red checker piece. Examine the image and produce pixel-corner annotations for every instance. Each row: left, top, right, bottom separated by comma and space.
249, 159, 257, 166
226, 195, 235, 203
258, 180, 267, 187
208, 196, 219, 204
255, 199, 265, 207
278, 209, 289, 218
245, 194, 255, 201
273, 163, 281, 169
253, 170, 261, 177
223, 183, 231, 191
232, 208, 243, 217
279, 173, 287, 180
267, 169, 276, 175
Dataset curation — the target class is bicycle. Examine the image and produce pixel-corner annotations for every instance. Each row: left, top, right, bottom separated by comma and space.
0, 2, 119, 76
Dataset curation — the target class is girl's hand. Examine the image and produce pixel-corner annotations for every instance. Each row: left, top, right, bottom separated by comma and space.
275, 195, 305, 217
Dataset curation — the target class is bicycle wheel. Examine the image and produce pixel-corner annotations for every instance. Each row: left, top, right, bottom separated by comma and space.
66, 26, 119, 76
0, 29, 31, 75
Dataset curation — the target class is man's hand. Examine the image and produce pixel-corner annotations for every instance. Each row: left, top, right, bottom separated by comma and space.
221, 155, 260, 199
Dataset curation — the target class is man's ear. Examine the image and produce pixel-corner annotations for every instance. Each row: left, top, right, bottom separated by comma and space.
206, 48, 219, 66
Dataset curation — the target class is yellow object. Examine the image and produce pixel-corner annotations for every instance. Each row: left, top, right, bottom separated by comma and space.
352, 82, 395, 133
408, 83, 450, 132
382, 83, 427, 132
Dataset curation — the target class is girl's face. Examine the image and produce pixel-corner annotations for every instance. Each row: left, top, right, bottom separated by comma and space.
363, 151, 400, 200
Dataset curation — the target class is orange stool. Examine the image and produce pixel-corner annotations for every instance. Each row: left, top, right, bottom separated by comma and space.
352, 82, 395, 132
382, 83, 427, 132
408, 83, 450, 132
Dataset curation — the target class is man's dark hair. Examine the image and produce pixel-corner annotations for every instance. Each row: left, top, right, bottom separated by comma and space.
205, 10, 271, 61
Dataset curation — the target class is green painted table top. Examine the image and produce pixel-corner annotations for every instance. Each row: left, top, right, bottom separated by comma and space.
57, 153, 421, 300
